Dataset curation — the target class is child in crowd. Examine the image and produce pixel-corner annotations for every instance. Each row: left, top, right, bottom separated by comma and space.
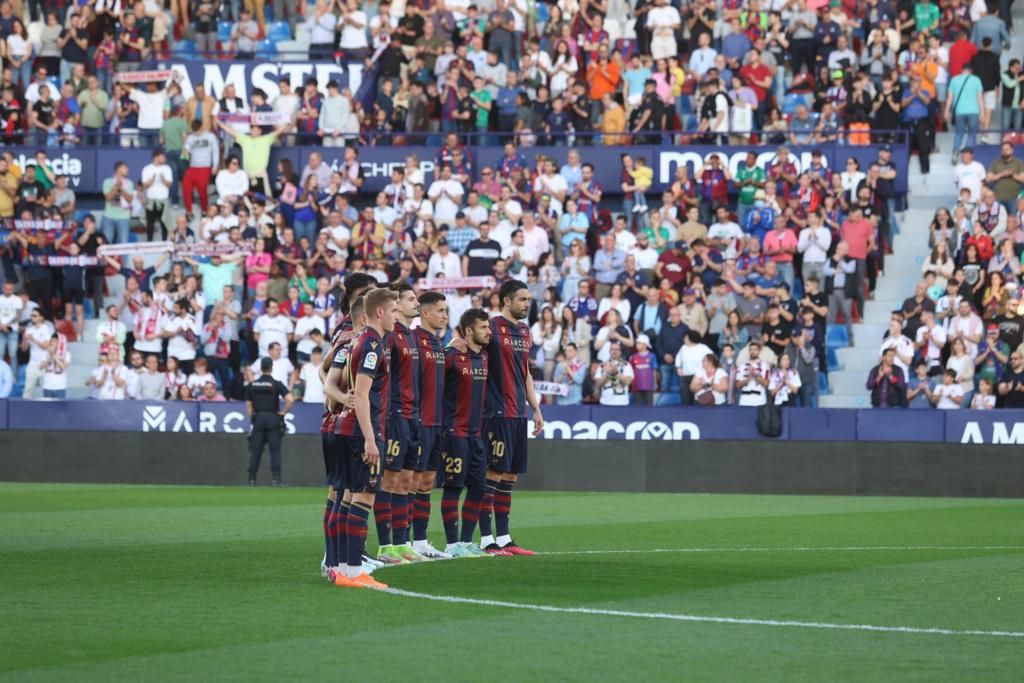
630, 156, 652, 213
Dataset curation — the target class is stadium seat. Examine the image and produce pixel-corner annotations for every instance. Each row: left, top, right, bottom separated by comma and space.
826, 324, 849, 350
174, 39, 197, 59
268, 21, 291, 42
256, 39, 276, 59
782, 93, 809, 115
826, 346, 840, 371
217, 21, 233, 43
818, 371, 829, 394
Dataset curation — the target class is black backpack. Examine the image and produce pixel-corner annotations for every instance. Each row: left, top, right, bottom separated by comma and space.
756, 402, 782, 438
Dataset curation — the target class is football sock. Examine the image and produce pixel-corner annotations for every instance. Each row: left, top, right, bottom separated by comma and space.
479, 478, 499, 540
495, 480, 514, 539
441, 487, 461, 545
346, 502, 372, 569
392, 493, 409, 545
412, 491, 432, 542
323, 496, 335, 567
459, 483, 484, 544
374, 490, 392, 547
336, 499, 351, 566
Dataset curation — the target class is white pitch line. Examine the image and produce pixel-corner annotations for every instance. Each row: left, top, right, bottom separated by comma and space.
383, 588, 1024, 639
539, 546, 1024, 556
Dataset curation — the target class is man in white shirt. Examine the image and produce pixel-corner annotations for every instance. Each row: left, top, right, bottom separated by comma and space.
253, 299, 294, 358
204, 201, 240, 243
128, 77, 170, 147
215, 156, 250, 205
707, 206, 744, 260
0, 281, 23, 376
914, 310, 947, 374
880, 318, 916, 378
797, 212, 833, 284
91, 352, 131, 400
338, 0, 369, 56
321, 210, 352, 255
300, 347, 326, 403
427, 238, 463, 279
947, 299, 984, 357
271, 78, 301, 136
21, 309, 54, 401
629, 234, 661, 274
594, 342, 634, 405
161, 299, 200, 372
293, 306, 326, 360
133, 289, 164, 355
735, 341, 772, 406
249, 341, 294, 384
648, 0, 683, 61
141, 149, 173, 239
953, 147, 988, 203
531, 160, 568, 214
428, 165, 465, 224
675, 330, 714, 405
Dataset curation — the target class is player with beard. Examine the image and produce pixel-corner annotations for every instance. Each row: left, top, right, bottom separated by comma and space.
455, 279, 544, 555
440, 308, 492, 557
318, 272, 379, 578
410, 290, 452, 559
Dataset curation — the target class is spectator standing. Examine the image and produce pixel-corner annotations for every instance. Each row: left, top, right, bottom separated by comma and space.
866, 348, 907, 408
0, 281, 21, 377
21, 309, 54, 399
182, 120, 220, 216
232, 8, 260, 60
945, 63, 985, 161
594, 342, 634, 406
985, 142, 1024, 216
101, 161, 134, 245
629, 334, 658, 405
141, 150, 172, 241
998, 350, 1024, 408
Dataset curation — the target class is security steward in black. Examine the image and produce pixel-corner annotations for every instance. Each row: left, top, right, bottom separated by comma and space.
245, 357, 294, 487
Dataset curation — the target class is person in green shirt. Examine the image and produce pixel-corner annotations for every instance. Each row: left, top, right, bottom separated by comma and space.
214, 118, 290, 197
181, 254, 242, 304
735, 151, 766, 226
640, 211, 673, 254
288, 263, 316, 303
31, 151, 55, 191
101, 162, 135, 244
79, 74, 109, 144
161, 106, 188, 206
914, 0, 940, 36
945, 63, 985, 161
470, 75, 493, 144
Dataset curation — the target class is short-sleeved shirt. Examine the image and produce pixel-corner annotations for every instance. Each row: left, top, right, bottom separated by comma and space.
102, 177, 134, 220
237, 134, 275, 177
337, 327, 391, 440
244, 374, 287, 412
948, 73, 983, 115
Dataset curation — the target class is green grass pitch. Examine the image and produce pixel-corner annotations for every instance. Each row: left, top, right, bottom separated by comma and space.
1, 483, 1022, 682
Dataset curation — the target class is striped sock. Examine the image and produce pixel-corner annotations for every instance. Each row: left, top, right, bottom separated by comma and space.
412, 491, 432, 542
495, 480, 514, 538
336, 500, 350, 565
459, 484, 484, 543
392, 493, 409, 545
346, 502, 372, 568
479, 478, 499, 539
441, 488, 461, 545
323, 496, 335, 567
374, 490, 392, 547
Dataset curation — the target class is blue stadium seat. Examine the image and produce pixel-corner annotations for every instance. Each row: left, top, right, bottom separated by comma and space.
782, 93, 808, 115
826, 346, 840, 371
174, 39, 197, 59
268, 21, 291, 42
217, 21, 233, 43
826, 324, 849, 349
256, 39, 276, 59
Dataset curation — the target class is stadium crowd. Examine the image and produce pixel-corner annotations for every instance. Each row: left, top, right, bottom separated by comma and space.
0, 0, 1022, 411
867, 141, 1024, 410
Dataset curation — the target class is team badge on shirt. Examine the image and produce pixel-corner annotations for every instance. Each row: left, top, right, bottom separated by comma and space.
364, 352, 378, 370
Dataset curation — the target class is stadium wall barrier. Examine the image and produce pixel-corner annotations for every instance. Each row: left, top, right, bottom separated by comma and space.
7, 140, 910, 197
1, 428, 1021, 497
2, 401, 1024, 444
